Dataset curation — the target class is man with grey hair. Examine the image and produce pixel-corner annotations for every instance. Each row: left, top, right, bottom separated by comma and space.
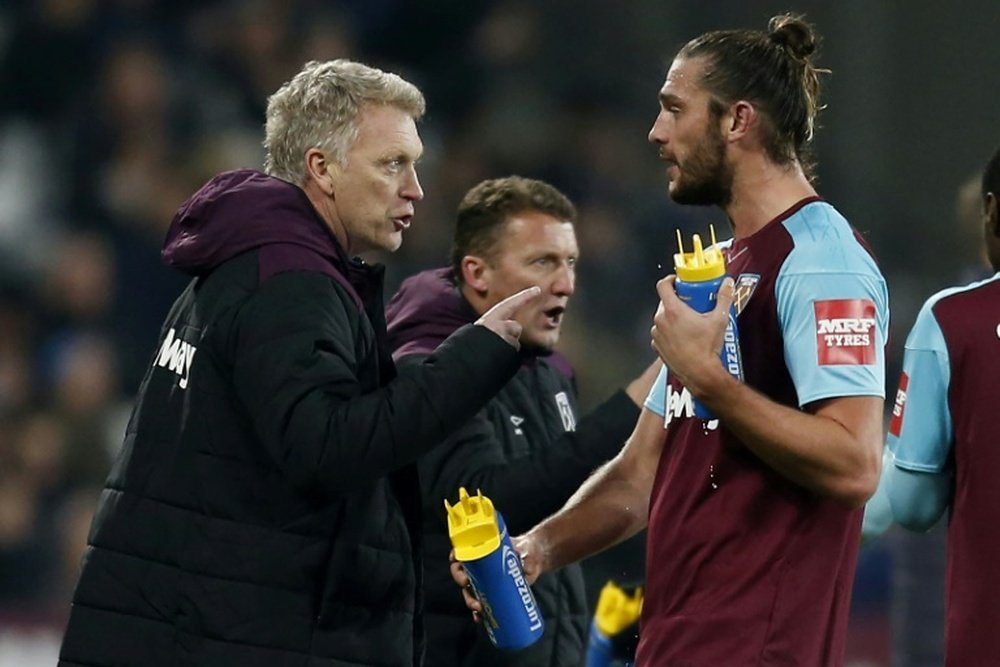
59, 59, 538, 667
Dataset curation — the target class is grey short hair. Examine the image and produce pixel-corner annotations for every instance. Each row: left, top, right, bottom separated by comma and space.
263, 59, 426, 185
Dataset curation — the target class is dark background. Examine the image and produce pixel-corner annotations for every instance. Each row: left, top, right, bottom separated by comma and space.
3, 1, 996, 664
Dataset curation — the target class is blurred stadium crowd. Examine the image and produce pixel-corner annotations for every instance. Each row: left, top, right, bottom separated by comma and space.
3, 0, 993, 665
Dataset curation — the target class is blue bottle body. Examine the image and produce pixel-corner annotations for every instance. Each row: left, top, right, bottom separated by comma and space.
674, 275, 744, 420
586, 619, 614, 667
462, 512, 544, 650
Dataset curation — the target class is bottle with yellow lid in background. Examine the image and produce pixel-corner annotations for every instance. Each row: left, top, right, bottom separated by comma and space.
445, 487, 544, 650
586, 581, 643, 667
673, 226, 744, 419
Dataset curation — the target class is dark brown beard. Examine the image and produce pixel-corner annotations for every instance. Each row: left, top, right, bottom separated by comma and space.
669, 122, 733, 208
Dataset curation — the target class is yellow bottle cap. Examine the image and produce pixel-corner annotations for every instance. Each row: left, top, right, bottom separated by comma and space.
445, 487, 502, 561
674, 225, 726, 282
594, 581, 644, 637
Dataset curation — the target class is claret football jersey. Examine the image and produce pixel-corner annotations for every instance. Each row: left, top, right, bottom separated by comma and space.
888, 272, 1000, 667
640, 198, 888, 666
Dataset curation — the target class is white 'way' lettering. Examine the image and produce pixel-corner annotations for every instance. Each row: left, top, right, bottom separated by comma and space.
664, 384, 719, 431
156, 327, 197, 389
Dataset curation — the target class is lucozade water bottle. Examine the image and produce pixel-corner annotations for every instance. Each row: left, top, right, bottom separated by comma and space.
673, 226, 744, 419
445, 487, 544, 650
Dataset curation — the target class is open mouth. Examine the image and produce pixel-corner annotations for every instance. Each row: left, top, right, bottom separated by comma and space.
392, 215, 412, 231
543, 305, 565, 327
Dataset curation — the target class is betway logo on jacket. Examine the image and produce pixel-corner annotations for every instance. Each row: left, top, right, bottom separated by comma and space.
814, 299, 877, 365
155, 328, 197, 389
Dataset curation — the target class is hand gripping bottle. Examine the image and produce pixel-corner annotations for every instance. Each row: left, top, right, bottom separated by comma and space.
445, 487, 544, 650
673, 226, 744, 420
586, 581, 643, 667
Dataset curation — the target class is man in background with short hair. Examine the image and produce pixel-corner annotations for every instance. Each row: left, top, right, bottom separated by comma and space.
387, 175, 657, 667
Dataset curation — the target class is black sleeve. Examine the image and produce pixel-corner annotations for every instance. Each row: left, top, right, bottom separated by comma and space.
417, 369, 640, 536
229, 271, 520, 496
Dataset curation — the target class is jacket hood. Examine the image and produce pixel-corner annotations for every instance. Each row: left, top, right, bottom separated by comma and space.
161, 169, 347, 276
386, 267, 475, 361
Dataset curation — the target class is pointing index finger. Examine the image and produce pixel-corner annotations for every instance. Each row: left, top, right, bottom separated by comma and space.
490, 285, 541, 318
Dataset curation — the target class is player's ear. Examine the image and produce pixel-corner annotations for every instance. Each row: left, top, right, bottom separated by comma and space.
725, 100, 756, 142
985, 192, 999, 238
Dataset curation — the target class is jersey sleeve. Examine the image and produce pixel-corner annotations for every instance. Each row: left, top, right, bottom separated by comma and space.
643, 365, 669, 417
775, 251, 889, 406
887, 298, 953, 473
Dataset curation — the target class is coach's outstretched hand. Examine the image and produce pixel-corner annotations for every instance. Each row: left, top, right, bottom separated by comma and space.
475, 286, 541, 351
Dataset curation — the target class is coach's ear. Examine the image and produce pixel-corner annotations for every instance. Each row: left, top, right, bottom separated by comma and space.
306, 148, 336, 197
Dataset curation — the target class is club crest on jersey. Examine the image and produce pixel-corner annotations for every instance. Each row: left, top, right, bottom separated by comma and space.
554, 392, 576, 432
733, 273, 760, 315
888, 372, 908, 437
814, 299, 877, 365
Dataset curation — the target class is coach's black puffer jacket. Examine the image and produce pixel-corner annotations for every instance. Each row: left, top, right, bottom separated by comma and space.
58, 170, 521, 667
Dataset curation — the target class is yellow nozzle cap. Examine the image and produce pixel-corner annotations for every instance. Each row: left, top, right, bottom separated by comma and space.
445, 487, 502, 561
673, 225, 726, 282
594, 581, 644, 636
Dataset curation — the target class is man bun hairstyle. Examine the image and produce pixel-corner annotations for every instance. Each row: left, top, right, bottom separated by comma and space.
679, 13, 828, 180
767, 14, 817, 59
